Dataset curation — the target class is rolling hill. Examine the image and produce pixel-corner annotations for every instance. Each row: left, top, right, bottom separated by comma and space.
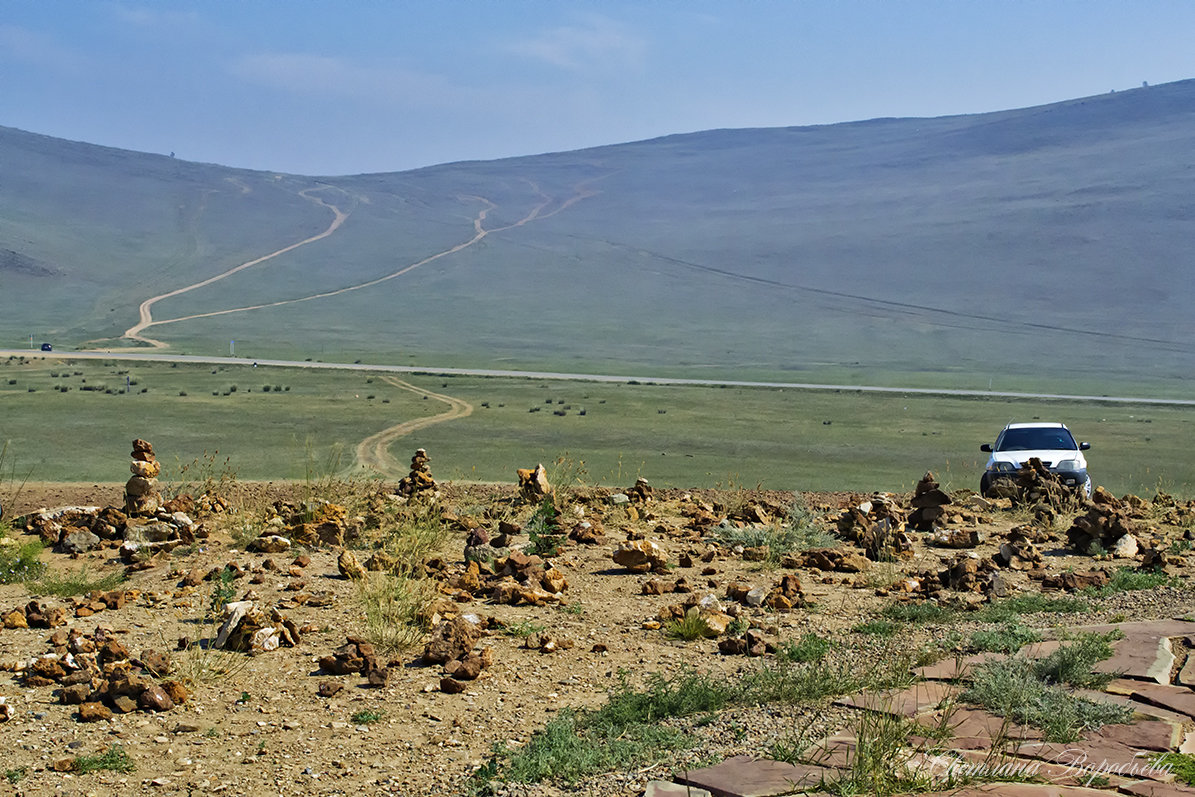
2, 80, 1193, 393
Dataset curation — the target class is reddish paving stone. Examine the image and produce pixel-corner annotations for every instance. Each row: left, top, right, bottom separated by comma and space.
1095, 634, 1175, 685
672, 755, 837, 797
799, 736, 856, 769
1060, 620, 1195, 640
916, 653, 1004, 681
645, 781, 713, 797
937, 784, 1128, 796
1112, 681, 1195, 721
953, 749, 1134, 788
1087, 721, 1180, 753
1177, 655, 1195, 689
834, 681, 958, 718
918, 707, 1042, 745
1119, 782, 1195, 796
1083, 689, 1191, 725
1014, 740, 1173, 783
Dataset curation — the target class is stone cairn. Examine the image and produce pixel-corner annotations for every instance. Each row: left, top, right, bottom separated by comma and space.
907, 471, 952, 531
397, 448, 436, 498
124, 439, 162, 516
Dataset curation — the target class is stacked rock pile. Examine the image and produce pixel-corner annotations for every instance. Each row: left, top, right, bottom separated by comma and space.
907, 471, 952, 531
397, 448, 436, 498
124, 439, 162, 516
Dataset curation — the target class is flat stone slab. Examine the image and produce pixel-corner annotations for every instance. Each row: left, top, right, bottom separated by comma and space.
1120, 781, 1195, 796
927, 782, 1121, 796
1095, 634, 1175, 685
672, 755, 837, 797
935, 783, 1130, 796
952, 749, 1134, 788
925, 706, 1043, 744
798, 735, 856, 769
1111, 681, 1195, 721
645, 781, 713, 797
1081, 689, 1191, 724
833, 680, 958, 718
1087, 720, 1180, 753
916, 653, 1004, 681
1014, 739, 1173, 783
1178, 655, 1195, 689
1065, 619, 1195, 639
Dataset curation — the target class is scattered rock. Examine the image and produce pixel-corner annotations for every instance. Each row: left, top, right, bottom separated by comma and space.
337, 549, 367, 581
613, 540, 668, 573
516, 464, 552, 503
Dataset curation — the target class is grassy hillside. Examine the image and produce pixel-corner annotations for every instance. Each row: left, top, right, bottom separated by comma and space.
1, 80, 1193, 392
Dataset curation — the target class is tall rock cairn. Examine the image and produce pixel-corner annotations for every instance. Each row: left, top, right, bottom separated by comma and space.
125, 438, 162, 516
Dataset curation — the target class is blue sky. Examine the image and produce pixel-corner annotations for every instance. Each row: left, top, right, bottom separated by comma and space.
3, 1, 1193, 175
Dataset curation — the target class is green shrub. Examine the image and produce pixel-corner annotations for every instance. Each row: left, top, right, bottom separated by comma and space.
73, 746, 135, 775
779, 633, 833, 663
881, 602, 953, 624
0, 539, 46, 584
853, 619, 900, 637
972, 594, 1088, 623
968, 623, 1043, 654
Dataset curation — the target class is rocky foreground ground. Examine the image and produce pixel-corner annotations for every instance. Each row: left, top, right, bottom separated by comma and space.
0, 449, 1193, 797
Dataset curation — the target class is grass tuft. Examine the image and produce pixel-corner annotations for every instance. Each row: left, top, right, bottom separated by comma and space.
968, 623, 1043, 654
972, 594, 1089, 623
0, 538, 46, 584
26, 567, 125, 598
73, 746, 135, 775
778, 633, 833, 663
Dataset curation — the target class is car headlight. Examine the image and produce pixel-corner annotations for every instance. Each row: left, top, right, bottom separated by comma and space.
989, 462, 1018, 473
1054, 459, 1080, 470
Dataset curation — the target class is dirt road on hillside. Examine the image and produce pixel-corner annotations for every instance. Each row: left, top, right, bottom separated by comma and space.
123, 187, 354, 347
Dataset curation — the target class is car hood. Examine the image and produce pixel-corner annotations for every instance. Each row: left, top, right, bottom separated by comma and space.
989, 449, 1086, 468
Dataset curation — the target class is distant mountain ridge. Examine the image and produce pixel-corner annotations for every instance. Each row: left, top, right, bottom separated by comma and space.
2, 79, 1193, 391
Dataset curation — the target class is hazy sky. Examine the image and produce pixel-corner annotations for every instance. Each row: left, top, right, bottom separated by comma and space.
3, 1, 1193, 175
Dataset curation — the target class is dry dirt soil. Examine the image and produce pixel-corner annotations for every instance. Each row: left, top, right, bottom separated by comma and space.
1, 478, 1193, 797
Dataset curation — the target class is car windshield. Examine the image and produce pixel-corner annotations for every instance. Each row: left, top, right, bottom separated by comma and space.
996, 427, 1077, 452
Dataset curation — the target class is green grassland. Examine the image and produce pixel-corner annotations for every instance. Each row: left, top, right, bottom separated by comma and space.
2, 356, 1190, 496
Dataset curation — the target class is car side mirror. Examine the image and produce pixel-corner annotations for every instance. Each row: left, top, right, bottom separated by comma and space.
980, 444, 992, 452
1079, 442, 1090, 451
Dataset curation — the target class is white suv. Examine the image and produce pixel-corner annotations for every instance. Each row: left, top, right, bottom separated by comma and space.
980, 422, 1092, 498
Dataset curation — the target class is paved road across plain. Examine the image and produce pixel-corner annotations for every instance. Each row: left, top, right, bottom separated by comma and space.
3, 349, 1193, 406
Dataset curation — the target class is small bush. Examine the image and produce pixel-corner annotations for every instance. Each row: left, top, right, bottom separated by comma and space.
969, 623, 1043, 654
73, 746, 135, 775
351, 709, 385, 725
664, 609, 713, 641
779, 633, 833, 663
963, 631, 1132, 741
881, 602, 952, 624
0, 539, 46, 584
1150, 753, 1195, 785
27, 567, 125, 598
356, 572, 436, 655
1085, 567, 1176, 596
854, 619, 900, 637
972, 594, 1089, 623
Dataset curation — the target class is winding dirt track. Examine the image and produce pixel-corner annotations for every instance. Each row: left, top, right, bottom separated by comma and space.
122, 174, 612, 341
123, 187, 353, 347
353, 376, 473, 478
